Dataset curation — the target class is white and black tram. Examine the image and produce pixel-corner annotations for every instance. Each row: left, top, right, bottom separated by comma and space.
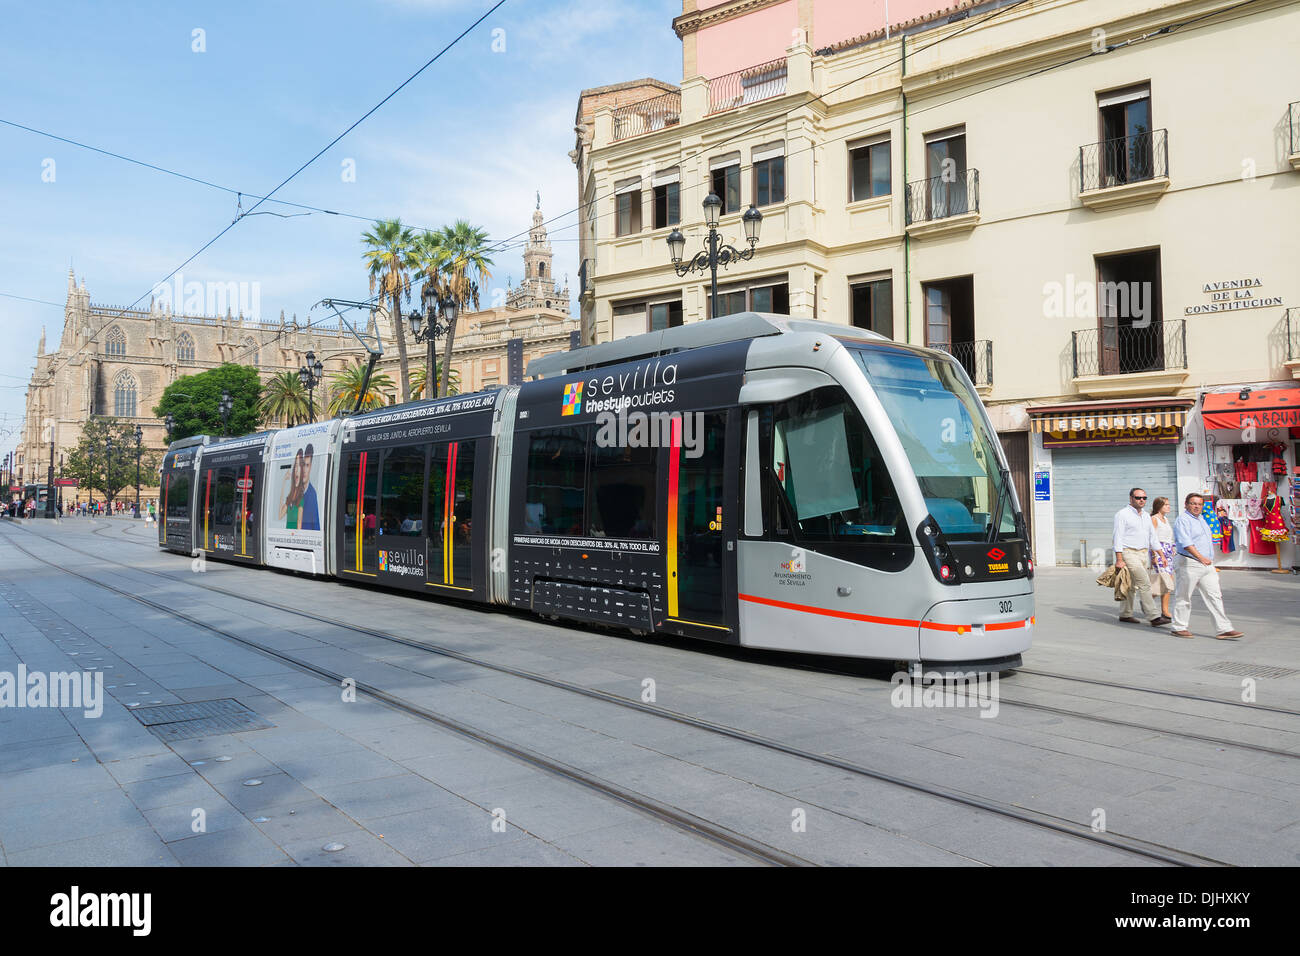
158, 313, 1034, 668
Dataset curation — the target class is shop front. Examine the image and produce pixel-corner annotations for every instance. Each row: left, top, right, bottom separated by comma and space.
1195, 384, 1298, 572
1027, 399, 1192, 567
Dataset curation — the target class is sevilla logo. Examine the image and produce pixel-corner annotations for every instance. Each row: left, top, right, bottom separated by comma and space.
987, 547, 1006, 560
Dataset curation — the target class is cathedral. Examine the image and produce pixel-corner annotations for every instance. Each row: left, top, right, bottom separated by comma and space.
15, 199, 576, 496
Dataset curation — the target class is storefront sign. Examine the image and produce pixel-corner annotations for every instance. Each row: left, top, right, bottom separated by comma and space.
1184, 278, 1284, 315
1033, 470, 1051, 501
1031, 407, 1187, 447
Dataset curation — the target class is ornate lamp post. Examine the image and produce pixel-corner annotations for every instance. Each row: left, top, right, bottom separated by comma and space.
219, 390, 233, 438
666, 195, 762, 317
134, 424, 143, 518
407, 297, 454, 399
58, 453, 64, 516
298, 350, 324, 422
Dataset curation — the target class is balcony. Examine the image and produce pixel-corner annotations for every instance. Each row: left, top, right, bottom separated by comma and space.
1079, 129, 1169, 210
707, 57, 787, 115
935, 339, 993, 396
611, 92, 681, 142
579, 259, 594, 300
1290, 102, 1300, 170
1286, 308, 1300, 381
905, 169, 980, 238
1071, 319, 1188, 397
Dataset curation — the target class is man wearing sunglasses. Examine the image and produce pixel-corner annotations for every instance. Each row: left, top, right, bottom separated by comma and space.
1113, 487, 1170, 626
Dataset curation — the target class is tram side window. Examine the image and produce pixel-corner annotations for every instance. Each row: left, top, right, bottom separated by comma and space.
380, 445, 426, 536
765, 387, 906, 542
588, 436, 656, 539
167, 474, 190, 519
214, 468, 237, 528
522, 426, 589, 535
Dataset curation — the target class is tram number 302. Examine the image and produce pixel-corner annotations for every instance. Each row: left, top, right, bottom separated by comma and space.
998, 600, 1014, 614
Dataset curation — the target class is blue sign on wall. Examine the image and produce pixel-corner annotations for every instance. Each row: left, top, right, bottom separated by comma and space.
1034, 470, 1051, 501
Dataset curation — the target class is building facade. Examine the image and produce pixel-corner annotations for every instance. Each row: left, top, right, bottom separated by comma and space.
17, 270, 355, 502
574, 0, 1300, 569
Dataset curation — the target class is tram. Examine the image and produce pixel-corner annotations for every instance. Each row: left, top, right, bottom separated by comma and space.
158, 313, 1034, 667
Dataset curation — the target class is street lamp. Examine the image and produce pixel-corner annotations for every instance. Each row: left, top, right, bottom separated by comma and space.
58, 453, 64, 516
219, 389, 233, 437
45, 426, 56, 519
134, 425, 143, 518
104, 434, 114, 515
667, 195, 763, 317
298, 350, 324, 422
407, 297, 454, 399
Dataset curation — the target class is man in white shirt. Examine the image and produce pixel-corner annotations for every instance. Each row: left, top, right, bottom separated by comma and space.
1169, 493, 1243, 639
1113, 487, 1169, 626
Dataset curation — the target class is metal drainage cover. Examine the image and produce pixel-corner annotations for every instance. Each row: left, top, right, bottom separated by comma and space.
1198, 661, 1300, 680
131, 699, 273, 741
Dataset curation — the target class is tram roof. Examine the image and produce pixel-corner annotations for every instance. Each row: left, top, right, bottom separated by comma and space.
526, 312, 892, 379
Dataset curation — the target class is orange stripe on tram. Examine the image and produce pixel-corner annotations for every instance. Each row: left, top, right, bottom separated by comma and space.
666, 416, 682, 619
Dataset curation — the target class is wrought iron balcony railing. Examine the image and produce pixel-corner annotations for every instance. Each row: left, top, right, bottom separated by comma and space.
1071, 319, 1186, 378
1287, 308, 1300, 362
934, 339, 993, 387
905, 169, 980, 225
707, 57, 787, 115
611, 92, 681, 142
1080, 128, 1168, 192
1291, 102, 1300, 156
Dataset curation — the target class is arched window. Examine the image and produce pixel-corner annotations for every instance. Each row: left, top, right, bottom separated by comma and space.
113, 371, 137, 418
538, 261, 546, 279
244, 337, 259, 367
176, 332, 195, 364
105, 327, 126, 356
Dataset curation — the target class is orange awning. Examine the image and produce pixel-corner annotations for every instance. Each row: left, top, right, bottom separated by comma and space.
1202, 387, 1300, 430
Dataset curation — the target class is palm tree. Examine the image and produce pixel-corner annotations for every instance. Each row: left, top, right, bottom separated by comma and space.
362, 219, 416, 403
410, 362, 460, 399
434, 220, 494, 397
328, 360, 394, 415
259, 371, 312, 427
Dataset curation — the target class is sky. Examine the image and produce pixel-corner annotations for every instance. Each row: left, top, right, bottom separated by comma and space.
0, 0, 682, 461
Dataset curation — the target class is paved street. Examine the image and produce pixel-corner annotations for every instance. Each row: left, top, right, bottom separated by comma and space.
1, 516, 1298, 866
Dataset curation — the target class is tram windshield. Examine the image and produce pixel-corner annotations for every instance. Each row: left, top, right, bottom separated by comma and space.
849, 347, 1019, 541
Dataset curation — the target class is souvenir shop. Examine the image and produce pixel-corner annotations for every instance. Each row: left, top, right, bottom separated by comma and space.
1198, 385, 1300, 573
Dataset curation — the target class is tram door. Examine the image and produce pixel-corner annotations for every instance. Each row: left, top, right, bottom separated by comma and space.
342, 450, 380, 575
667, 409, 736, 634
427, 440, 477, 592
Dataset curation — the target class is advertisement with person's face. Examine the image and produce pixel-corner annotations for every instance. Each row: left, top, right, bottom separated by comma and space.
265, 421, 333, 573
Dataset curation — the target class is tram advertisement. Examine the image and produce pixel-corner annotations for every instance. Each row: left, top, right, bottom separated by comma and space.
266, 421, 332, 573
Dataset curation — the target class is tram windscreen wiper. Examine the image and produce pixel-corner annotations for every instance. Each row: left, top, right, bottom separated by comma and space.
987, 466, 1012, 543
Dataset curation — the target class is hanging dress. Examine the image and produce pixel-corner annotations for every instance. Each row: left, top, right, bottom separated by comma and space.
1216, 506, 1234, 553
1202, 504, 1224, 541
1260, 496, 1289, 543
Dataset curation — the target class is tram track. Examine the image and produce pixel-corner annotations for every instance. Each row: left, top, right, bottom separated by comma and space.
1, 522, 809, 867
5, 520, 1246, 866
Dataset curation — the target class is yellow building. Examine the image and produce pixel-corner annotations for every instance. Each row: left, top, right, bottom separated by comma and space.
574, 0, 1300, 568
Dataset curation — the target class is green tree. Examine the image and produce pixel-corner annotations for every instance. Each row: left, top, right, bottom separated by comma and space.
62, 418, 161, 508
432, 220, 494, 397
153, 364, 262, 440
410, 362, 459, 399
328, 360, 394, 415
259, 371, 313, 427
362, 218, 417, 404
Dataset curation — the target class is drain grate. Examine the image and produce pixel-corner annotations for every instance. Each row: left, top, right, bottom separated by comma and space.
131, 699, 273, 741
1198, 661, 1300, 680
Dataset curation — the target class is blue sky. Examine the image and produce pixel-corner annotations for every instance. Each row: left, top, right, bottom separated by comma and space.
0, 0, 682, 458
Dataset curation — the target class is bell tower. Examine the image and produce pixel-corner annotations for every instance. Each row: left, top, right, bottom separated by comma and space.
508, 192, 569, 314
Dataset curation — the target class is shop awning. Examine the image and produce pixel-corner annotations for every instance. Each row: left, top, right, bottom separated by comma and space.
1202, 387, 1300, 430
1028, 400, 1191, 433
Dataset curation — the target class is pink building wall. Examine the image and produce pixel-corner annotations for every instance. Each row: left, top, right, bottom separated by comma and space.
692, 0, 954, 78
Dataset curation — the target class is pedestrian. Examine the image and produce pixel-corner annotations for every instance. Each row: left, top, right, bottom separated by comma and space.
1149, 496, 1176, 619
1170, 493, 1244, 639
1112, 487, 1170, 627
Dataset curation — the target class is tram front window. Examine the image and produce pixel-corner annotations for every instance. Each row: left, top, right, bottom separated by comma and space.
768, 386, 906, 542
850, 347, 1019, 542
